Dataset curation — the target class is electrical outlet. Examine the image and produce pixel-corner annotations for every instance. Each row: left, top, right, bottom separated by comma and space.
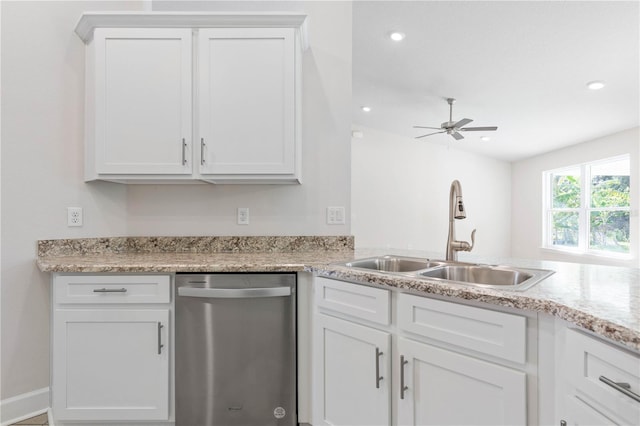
237, 207, 249, 225
327, 206, 346, 225
67, 207, 83, 227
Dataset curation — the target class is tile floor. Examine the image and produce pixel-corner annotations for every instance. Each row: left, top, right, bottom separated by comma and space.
10, 413, 48, 425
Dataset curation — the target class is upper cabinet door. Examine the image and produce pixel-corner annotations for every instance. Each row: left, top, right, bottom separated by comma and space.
94, 28, 192, 175
198, 28, 296, 177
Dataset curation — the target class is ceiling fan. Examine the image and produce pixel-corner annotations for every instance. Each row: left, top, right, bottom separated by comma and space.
414, 98, 498, 140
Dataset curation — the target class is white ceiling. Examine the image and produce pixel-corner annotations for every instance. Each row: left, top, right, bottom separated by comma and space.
352, 1, 640, 162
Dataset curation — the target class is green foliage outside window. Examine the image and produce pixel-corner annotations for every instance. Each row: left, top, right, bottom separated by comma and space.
590, 175, 630, 252
552, 175, 580, 208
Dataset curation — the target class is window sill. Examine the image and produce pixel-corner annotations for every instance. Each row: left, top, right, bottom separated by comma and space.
540, 247, 636, 267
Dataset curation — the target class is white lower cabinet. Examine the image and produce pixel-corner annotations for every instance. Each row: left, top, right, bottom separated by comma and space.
560, 328, 640, 426
313, 314, 391, 425
312, 277, 529, 426
397, 337, 526, 426
51, 275, 171, 423
564, 395, 620, 425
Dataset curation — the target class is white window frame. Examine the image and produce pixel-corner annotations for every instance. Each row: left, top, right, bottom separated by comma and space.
543, 154, 631, 258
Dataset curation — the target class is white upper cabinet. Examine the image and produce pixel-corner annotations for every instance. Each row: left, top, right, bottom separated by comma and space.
77, 13, 306, 184
198, 28, 297, 180
93, 28, 192, 176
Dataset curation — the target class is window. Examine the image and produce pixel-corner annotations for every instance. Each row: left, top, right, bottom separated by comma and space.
544, 155, 631, 256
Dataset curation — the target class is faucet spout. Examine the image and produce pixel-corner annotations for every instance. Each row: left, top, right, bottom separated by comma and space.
446, 180, 476, 261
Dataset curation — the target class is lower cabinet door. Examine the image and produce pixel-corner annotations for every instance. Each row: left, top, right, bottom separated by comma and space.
52, 309, 169, 421
565, 395, 621, 426
313, 314, 391, 426
397, 337, 526, 426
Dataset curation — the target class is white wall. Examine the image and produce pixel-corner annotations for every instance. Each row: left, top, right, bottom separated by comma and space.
0, 1, 144, 401
511, 127, 640, 268
351, 126, 512, 258
0, 0, 352, 403
125, 1, 352, 237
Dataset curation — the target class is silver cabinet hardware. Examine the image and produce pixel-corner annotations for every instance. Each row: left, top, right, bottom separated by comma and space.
599, 375, 640, 402
93, 288, 127, 293
178, 286, 291, 299
560, 421, 566, 426
200, 138, 206, 165
181, 138, 187, 165
400, 355, 409, 399
375, 348, 383, 388
157, 322, 164, 355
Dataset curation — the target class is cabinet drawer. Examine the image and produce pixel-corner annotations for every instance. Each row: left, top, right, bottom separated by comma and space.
315, 277, 390, 325
397, 293, 526, 363
566, 328, 640, 425
55, 275, 170, 304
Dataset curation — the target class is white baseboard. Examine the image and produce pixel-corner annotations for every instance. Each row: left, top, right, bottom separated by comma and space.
47, 408, 54, 426
0, 387, 49, 426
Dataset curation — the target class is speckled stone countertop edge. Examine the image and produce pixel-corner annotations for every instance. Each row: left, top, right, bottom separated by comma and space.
310, 266, 640, 353
36, 259, 310, 273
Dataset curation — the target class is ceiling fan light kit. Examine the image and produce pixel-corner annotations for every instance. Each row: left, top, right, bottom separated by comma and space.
414, 98, 498, 140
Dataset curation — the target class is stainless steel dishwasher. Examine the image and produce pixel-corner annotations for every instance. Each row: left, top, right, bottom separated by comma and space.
175, 273, 296, 426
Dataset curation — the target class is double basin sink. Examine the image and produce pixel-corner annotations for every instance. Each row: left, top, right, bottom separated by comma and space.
338, 255, 554, 291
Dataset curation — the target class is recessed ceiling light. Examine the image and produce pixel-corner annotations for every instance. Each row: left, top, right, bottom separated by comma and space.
480, 136, 491, 142
361, 106, 371, 112
389, 32, 406, 42
586, 80, 606, 90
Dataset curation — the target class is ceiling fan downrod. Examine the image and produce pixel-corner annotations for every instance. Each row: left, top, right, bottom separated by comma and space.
447, 98, 456, 124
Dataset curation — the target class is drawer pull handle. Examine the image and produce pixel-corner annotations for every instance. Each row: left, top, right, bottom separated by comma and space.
375, 347, 383, 389
93, 288, 127, 293
400, 355, 409, 399
157, 322, 164, 355
599, 375, 640, 403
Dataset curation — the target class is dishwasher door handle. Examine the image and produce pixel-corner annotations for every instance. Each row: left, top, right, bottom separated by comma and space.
178, 286, 291, 298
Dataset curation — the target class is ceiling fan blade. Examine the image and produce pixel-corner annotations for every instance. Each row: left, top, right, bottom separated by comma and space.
451, 132, 464, 140
454, 118, 473, 128
415, 131, 446, 139
460, 126, 498, 131
413, 126, 442, 130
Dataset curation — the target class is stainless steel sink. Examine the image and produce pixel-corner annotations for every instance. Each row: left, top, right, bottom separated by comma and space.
338, 255, 554, 291
344, 255, 447, 273
418, 264, 554, 291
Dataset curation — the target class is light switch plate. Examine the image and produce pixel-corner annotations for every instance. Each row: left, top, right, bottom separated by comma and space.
327, 206, 345, 225
237, 207, 249, 225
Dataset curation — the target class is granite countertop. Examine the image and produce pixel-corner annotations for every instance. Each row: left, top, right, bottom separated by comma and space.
36, 237, 639, 352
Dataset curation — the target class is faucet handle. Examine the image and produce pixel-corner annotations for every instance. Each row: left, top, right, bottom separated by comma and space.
468, 229, 476, 251
458, 229, 476, 252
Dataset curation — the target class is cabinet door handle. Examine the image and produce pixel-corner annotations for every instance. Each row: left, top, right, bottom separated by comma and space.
181, 138, 187, 165
599, 375, 640, 402
157, 322, 164, 355
93, 287, 127, 293
400, 355, 409, 399
200, 138, 206, 165
375, 347, 383, 388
